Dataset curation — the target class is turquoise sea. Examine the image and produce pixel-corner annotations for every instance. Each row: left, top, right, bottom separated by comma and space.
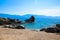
22, 18, 60, 30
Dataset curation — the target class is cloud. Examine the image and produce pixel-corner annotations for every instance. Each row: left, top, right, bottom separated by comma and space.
0, 6, 60, 16
37, 7, 60, 16
22, 6, 60, 16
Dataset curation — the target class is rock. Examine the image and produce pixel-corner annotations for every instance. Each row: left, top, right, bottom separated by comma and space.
25, 16, 35, 23
0, 17, 22, 25
56, 24, 60, 28
40, 27, 60, 33
0, 22, 4, 25
45, 28, 56, 33
55, 28, 60, 33
4, 25, 11, 28
3, 25, 13, 28
3, 24, 25, 29
15, 25, 25, 29
40, 28, 46, 31
40, 24, 60, 33
29, 16, 35, 22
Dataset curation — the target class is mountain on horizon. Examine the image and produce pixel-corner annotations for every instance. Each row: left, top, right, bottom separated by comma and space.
0, 13, 60, 20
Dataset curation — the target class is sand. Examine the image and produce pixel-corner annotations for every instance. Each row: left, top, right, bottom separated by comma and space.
0, 28, 60, 40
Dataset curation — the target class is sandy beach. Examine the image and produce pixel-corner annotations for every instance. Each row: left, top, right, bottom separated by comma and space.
0, 28, 60, 40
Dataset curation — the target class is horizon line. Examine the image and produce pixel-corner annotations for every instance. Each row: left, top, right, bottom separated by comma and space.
0, 13, 60, 17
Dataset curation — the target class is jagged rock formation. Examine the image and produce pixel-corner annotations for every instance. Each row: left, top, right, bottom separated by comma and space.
40, 24, 60, 33
0, 17, 21, 25
24, 16, 35, 23
0, 16, 35, 29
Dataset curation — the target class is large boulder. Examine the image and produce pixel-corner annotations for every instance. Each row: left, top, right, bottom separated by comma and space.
25, 16, 35, 23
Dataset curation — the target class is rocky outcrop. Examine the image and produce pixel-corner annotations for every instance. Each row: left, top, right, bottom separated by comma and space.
40, 24, 60, 33
0, 17, 22, 25
3, 25, 25, 29
40, 28, 46, 31
56, 24, 60, 28
44, 28, 57, 33
40, 27, 60, 33
15, 25, 25, 29
24, 16, 35, 23
0, 17, 25, 29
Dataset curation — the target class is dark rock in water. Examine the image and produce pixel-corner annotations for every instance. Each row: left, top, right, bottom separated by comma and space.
29, 16, 35, 22
8, 18, 22, 24
15, 25, 25, 29
25, 16, 35, 23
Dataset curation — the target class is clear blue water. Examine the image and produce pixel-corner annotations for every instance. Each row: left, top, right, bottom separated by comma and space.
22, 18, 60, 30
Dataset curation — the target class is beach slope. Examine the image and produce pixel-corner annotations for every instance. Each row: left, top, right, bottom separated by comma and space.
0, 28, 60, 40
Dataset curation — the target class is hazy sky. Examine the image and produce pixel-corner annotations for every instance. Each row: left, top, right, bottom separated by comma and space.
0, 0, 60, 16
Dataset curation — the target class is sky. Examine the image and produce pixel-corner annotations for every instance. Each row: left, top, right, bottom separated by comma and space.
0, 0, 60, 16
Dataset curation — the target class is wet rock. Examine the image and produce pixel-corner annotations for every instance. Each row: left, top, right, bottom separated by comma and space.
25, 16, 35, 23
